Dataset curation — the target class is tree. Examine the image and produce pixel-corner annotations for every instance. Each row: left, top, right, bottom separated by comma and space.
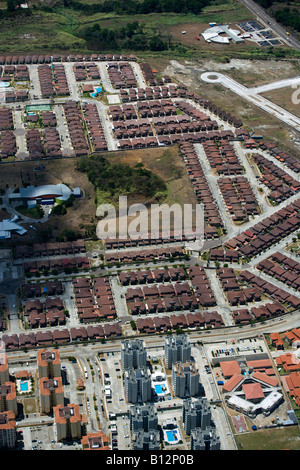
7, 0, 22, 11
149, 35, 168, 51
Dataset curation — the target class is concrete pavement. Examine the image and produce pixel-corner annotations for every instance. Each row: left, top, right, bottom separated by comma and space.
201, 71, 300, 132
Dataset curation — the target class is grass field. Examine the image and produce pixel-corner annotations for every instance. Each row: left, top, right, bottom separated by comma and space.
0, 0, 298, 63
235, 426, 300, 450
0, 0, 264, 57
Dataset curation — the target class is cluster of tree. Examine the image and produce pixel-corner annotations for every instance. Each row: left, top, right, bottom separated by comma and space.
63, 0, 209, 15
82, 21, 169, 51
255, 0, 286, 8
255, 0, 300, 32
76, 155, 167, 202
273, 7, 300, 32
6, 0, 23, 11
51, 194, 75, 215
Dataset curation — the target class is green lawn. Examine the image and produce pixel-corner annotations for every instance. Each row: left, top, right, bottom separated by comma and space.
0, 1, 298, 61
0, 0, 252, 54
15, 204, 44, 219
235, 426, 300, 450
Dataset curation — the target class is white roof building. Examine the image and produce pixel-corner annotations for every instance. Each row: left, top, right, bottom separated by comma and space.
19, 184, 72, 201
227, 390, 283, 418
202, 24, 244, 44
10, 184, 80, 207
0, 218, 27, 239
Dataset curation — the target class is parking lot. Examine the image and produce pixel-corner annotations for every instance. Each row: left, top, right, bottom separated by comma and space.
237, 20, 282, 47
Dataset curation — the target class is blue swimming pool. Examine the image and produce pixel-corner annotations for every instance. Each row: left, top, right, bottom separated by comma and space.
166, 431, 177, 442
154, 384, 163, 394
90, 87, 102, 98
20, 381, 29, 392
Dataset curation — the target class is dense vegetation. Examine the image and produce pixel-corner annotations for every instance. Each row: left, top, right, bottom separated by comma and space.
76, 155, 167, 203
0, 0, 234, 54
274, 7, 300, 32
4, 0, 220, 15
62, 0, 210, 15
82, 21, 169, 51
255, 0, 300, 32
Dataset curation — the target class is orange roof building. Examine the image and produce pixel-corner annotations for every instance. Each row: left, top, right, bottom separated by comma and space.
0, 411, 16, 449
252, 371, 278, 387
0, 355, 9, 386
54, 404, 87, 441
283, 328, 300, 347
39, 377, 64, 414
37, 349, 61, 379
243, 383, 265, 402
77, 378, 84, 390
285, 372, 300, 407
276, 353, 300, 372
220, 360, 241, 379
246, 359, 273, 372
81, 431, 110, 450
0, 383, 17, 416
222, 374, 244, 392
15, 370, 32, 380
269, 333, 284, 350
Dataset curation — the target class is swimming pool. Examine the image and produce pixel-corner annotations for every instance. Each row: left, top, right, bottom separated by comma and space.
166, 430, 178, 442
90, 87, 102, 98
155, 384, 163, 394
20, 381, 29, 392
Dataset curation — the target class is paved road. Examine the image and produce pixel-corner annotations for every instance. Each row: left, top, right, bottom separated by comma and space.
194, 143, 232, 233
249, 76, 300, 95
201, 72, 300, 132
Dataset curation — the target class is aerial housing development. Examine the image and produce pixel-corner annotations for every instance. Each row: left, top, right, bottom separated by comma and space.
0, 0, 299, 455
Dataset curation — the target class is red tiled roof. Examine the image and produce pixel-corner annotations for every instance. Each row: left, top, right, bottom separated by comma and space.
220, 360, 241, 378
243, 382, 265, 401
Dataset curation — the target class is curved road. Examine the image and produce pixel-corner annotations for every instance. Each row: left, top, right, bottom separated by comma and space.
201, 71, 300, 132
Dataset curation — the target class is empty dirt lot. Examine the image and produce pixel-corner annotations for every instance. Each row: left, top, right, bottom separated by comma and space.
161, 58, 300, 153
